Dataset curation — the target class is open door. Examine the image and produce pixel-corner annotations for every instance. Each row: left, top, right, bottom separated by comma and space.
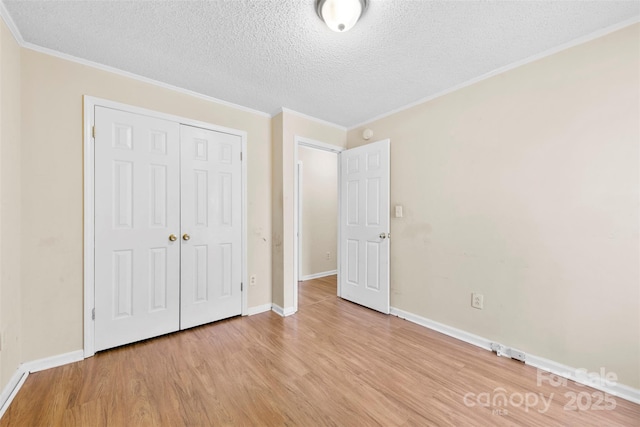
339, 139, 390, 314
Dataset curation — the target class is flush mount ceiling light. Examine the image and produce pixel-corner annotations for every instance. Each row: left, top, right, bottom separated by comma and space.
316, 0, 368, 32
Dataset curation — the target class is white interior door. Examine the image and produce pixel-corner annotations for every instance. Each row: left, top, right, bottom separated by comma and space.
94, 106, 181, 351
339, 139, 390, 314
180, 125, 243, 329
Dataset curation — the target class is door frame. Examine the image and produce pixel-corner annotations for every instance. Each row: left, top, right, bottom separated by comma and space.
83, 96, 248, 357
293, 136, 344, 312
297, 161, 303, 282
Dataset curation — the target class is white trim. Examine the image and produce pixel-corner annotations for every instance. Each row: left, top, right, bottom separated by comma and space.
0, 349, 85, 419
297, 161, 303, 282
301, 270, 338, 281
297, 137, 345, 153
83, 97, 96, 357
390, 307, 492, 351
390, 307, 640, 405
336, 152, 342, 299
246, 303, 273, 316
271, 304, 297, 317
293, 143, 300, 312
526, 355, 640, 405
0, 369, 28, 419
0, 3, 268, 121
281, 108, 346, 131
21, 43, 270, 118
293, 145, 299, 312
240, 133, 249, 317
293, 136, 342, 312
3, 3, 637, 132
83, 96, 249, 357
348, 17, 640, 130
22, 350, 84, 374
85, 96, 256, 137
0, 2, 25, 45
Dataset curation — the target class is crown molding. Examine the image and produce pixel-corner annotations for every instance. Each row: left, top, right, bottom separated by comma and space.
0, 1, 25, 45
348, 16, 640, 130
1, 1, 270, 119
281, 107, 347, 132
24, 41, 272, 118
2, 1, 637, 133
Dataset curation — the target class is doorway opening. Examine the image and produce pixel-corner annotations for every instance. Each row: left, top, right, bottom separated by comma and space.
293, 137, 344, 312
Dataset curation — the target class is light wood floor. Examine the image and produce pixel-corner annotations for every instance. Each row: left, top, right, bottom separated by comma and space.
2, 275, 638, 426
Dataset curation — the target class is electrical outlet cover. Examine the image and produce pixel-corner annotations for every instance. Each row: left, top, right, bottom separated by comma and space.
471, 293, 484, 309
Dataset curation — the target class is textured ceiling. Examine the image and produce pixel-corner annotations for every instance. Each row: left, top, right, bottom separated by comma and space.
3, 0, 639, 127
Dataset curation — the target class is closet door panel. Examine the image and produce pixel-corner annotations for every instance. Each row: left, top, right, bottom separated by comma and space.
94, 107, 181, 351
180, 125, 242, 329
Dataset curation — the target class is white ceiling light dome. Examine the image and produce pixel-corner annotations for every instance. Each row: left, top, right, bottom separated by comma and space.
316, 0, 368, 32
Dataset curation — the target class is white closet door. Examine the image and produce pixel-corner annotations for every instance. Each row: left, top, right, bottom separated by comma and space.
180, 125, 242, 329
94, 107, 181, 351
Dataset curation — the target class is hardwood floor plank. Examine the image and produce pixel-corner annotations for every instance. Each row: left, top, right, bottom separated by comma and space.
2, 275, 638, 426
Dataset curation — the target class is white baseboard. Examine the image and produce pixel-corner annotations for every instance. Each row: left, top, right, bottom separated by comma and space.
390, 307, 640, 405
390, 307, 492, 351
526, 354, 640, 405
247, 303, 272, 316
23, 350, 84, 374
271, 304, 297, 317
301, 270, 337, 281
0, 368, 28, 419
0, 349, 84, 420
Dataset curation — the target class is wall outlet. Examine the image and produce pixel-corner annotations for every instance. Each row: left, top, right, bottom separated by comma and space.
250, 275, 257, 286
0, 329, 7, 352
471, 293, 484, 309
326, 251, 331, 260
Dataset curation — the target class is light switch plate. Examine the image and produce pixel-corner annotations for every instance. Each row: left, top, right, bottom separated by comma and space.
395, 205, 403, 218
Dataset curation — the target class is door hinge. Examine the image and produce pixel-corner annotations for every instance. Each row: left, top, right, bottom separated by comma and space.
92, 126, 96, 139
91, 308, 95, 320
240, 152, 243, 161
241, 282, 243, 292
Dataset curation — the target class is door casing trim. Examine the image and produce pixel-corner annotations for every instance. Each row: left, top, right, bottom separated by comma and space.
83, 95, 248, 357
293, 136, 344, 313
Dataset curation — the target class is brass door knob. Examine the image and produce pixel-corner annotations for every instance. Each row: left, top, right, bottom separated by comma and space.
182, 233, 191, 241
169, 234, 177, 242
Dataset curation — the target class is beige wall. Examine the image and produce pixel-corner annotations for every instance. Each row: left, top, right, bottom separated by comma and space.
299, 146, 337, 277
348, 25, 640, 388
271, 111, 346, 310
271, 113, 284, 307
20, 49, 272, 362
0, 19, 22, 390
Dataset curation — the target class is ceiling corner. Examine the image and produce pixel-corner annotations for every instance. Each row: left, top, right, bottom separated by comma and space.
0, 1, 25, 46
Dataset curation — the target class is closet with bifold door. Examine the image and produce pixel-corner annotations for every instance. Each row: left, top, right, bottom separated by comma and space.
93, 106, 242, 352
